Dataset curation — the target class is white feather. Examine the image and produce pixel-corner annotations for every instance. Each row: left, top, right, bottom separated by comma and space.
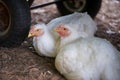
54, 17, 120, 80
55, 37, 120, 80
32, 23, 58, 57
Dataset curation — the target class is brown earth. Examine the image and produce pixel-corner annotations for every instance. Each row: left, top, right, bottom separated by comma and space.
0, 0, 120, 80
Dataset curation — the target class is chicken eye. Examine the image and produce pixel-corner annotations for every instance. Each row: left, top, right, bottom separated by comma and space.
63, 28, 67, 30
36, 29, 40, 31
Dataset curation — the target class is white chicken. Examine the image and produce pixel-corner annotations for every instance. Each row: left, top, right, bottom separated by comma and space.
28, 23, 58, 57
54, 24, 120, 80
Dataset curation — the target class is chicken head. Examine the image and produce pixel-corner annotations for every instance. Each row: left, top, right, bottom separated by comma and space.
54, 24, 71, 38
28, 26, 44, 37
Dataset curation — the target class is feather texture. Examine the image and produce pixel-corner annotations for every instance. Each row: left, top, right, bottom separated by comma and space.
55, 37, 120, 80
32, 23, 58, 57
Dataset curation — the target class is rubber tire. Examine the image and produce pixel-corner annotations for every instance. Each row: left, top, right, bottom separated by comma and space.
0, 0, 31, 47
55, 0, 102, 18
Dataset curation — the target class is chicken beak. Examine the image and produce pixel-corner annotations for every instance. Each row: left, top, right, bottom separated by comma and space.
54, 28, 57, 32
54, 27, 60, 32
28, 33, 33, 38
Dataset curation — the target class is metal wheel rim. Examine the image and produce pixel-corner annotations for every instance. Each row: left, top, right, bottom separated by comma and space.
63, 0, 86, 12
0, 0, 11, 36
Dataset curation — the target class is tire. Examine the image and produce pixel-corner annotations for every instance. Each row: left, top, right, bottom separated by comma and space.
56, 0, 102, 18
0, 0, 31, 47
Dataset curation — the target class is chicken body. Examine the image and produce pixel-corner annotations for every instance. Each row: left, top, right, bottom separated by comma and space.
31, 23, 58, 57
55, 37, 120, 80
54, 22, 120, 80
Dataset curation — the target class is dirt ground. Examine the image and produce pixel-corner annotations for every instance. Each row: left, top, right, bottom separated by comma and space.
0, 0, 120, 80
